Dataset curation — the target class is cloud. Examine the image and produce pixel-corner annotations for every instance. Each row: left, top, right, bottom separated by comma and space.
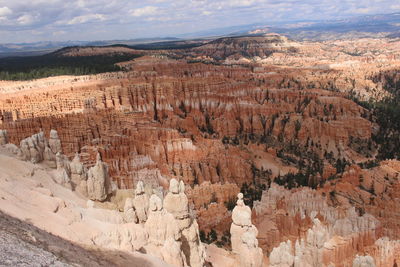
17, 14, 36, 25
67, 13, 106, 25
0, 6, 12, 17
350, 7, 371, 14
130, 6, 159, 17
0, 0, 400, 43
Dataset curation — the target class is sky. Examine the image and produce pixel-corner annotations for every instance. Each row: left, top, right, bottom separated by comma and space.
0, 0, 399, 43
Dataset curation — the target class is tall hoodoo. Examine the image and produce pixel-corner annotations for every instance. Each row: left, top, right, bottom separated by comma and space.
133, 180, 150, 223
144, 194, 187, 267
123, 197, 138, 223
87, 152, 111, 201
230, 192, 263, 267
69, 153, 88, 195
164, 178, 206, 267
48, 129, 62, 154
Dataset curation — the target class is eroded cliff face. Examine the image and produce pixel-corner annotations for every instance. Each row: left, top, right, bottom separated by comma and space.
0, 57, 376, 232
1, 36, 400, 266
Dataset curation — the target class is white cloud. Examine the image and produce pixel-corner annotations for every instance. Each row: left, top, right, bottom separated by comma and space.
67, 13, 106, 25
0, 0, 400, 42
130, 6, 159, 17
0, 6, 12, 17
17, 14, 35, 25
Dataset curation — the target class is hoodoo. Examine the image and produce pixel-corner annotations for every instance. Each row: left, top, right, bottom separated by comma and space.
230, 192, 263, 267
87, 153, 112, 201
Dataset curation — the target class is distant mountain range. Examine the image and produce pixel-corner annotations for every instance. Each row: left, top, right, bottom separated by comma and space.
0, 38, 179, 58
0, 12, 399, 57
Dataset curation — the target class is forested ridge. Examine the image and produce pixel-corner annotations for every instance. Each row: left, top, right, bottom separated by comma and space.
0, 47, 140, 81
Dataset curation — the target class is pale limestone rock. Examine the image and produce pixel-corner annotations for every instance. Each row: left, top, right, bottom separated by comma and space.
269, 240, 294, 267
54, 168, 72, 190
4, 143, 20, 155
239, 231, 264, 267
230, 192, 263, 267
92, 223, 147, 252
19, 138, 30, 161
124, 197, 138, 223
86, 200, 95, 208
43, 145, 56, 166
31, 131, 46, 155
133, 181, 149, 223
69, 153, 88, 193
0, 130, 8, 145
164, 178, 190, 229
181, 219, 206, 267
20, 137, 41, 163
77, 180, 88, 197
164, 179, 206, 267
230, 192, 257, 253
144, 194, 186, 267
52, 152, 72, 189
28, 137, 41, 163
56, 152, 70, 172
87, 153, 111, 201
232, 193, 252, 227
170, 178, 180, 194
17, 130, 57, 166
293, 218, 329, 267
49, 129, 62, 154
352, 255, 376, 267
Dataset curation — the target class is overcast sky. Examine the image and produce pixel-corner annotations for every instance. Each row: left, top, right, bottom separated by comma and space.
0, 0, 399, 43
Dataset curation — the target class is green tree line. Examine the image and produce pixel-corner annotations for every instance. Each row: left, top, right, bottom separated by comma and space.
0, 52, 139, 81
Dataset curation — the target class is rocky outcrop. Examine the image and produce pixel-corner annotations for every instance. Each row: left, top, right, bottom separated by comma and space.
19, 131, 47, 163
87, 153, 111, 201
230, 192, 263, 267
48, 129, 62, 155
0, 130, 8, 145
123, 197, 138, 223
69, 153, 88, 195
269, 240, 294, 267
132, 181, 149, 223
164, 179, 206, 267
16, 130, 62, 166
238, 230, 264, 267
352, 255, 376, 267
144, 194, 187, 267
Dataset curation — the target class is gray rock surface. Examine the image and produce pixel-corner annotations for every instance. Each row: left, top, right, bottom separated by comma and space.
0, 130, 8, 145
0, 210, 153, 267
0, 230, 71, 267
